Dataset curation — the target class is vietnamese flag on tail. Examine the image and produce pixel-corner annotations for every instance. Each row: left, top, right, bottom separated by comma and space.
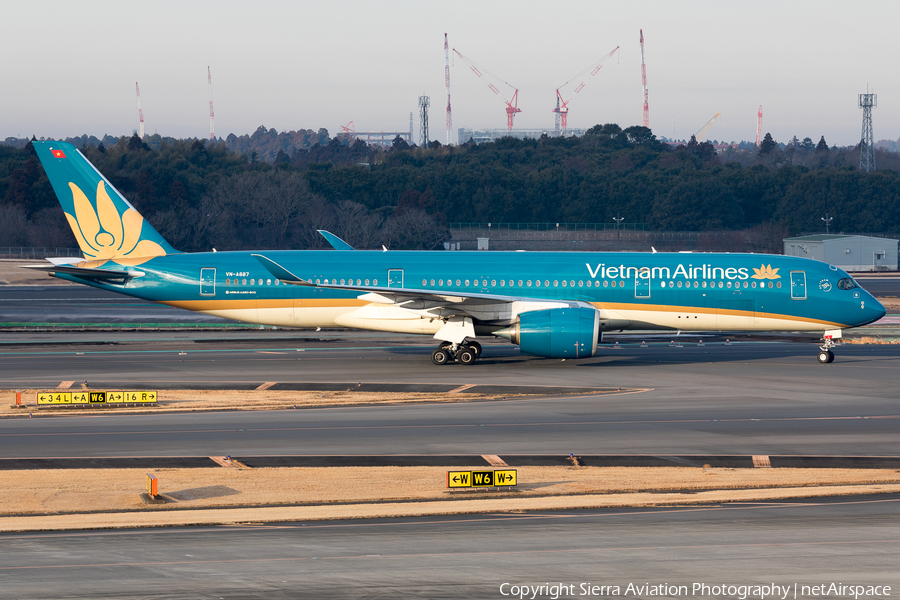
51, 149, 66, 158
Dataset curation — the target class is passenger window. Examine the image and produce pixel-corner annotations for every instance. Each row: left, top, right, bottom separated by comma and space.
225, 278, 231, 285
562, 280, 567, 287
586, 281, 591, 288
422, 279, 427, 286
553, 280, 559, 287
544, 280, 549, 287
718, 281, 723, 288
373, 279, 378, 286
603, 280, 609, 288
491, 280, 496, 286
535, 280, 541, 287
570, 280, 575, 287
482, 279, 487, 287
242, 279, 247, 285
464, 280, 470, 286
518, 280, 523, 287
340, 279, 345, 285
500, 280, 505, 287
456, 279, 461, 286
677, 281, 682, 288
275, 280, 280, 286
527, 280, 532, 287
776, 282, 781, 288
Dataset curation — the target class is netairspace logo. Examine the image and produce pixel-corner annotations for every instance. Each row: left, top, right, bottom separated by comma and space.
498, 582, 892, 599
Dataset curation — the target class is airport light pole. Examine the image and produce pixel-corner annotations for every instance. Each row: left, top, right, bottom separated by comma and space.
613, 216, 624, 251
821, 214, 833, 234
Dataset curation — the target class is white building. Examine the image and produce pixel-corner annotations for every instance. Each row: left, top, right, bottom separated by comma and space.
783, 234, 898, 272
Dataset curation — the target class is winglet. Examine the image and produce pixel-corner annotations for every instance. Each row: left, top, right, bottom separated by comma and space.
317, 230, 354, 251
251, 254, 314, 286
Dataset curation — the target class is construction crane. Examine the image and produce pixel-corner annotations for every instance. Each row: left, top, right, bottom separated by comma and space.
452, 48, 521, 131
135, 82, 144, 139
640, 29, 649, 128
444, 34, 452, 145
340, 121, 355, 134
553, 46, 619, 133
755, 105, 763, 147
695, 113, 721, 141
207, 67, 215, 141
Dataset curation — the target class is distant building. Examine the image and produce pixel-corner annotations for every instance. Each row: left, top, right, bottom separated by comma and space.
458, 128, 587, 144
783, 234, 898, 272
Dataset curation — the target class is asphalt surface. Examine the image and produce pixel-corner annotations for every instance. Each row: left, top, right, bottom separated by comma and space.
1, 283, 899, 599
1, 340, 898, 458
1, 495, 898, 599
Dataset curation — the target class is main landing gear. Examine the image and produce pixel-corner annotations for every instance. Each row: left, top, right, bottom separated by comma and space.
431, 340, 483, 366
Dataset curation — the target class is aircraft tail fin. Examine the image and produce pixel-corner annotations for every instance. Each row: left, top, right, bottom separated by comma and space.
32, 141, 177, 265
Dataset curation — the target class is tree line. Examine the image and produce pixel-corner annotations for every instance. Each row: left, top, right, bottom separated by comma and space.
2, 125, 900, 253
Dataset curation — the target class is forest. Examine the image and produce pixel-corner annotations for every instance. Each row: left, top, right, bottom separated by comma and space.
2, 124, 900, 252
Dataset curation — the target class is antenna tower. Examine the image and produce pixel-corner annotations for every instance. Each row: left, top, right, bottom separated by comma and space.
640, 29, 649, 128
419, 96, 430, 146
859, 91, 876, 172
444, 34, 452, 145
208, 67, 215, 141
755, 105, 763, 147
135, 82, 144, 138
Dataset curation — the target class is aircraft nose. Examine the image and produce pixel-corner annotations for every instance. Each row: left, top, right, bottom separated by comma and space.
860, 292, 886, 326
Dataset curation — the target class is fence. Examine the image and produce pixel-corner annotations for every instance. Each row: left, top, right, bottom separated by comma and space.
0, 247, 82, 259
447, 222, 647, 232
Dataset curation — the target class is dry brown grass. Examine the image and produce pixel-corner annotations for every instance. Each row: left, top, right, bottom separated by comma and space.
3, 387, 605, 416
844, 336, 900, 345
0, 259, 70, 286
1, 466, 898, 532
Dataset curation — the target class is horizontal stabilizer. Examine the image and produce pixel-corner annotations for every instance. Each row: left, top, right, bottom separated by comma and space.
19, 264, 141, 280
318, 230, 355, 250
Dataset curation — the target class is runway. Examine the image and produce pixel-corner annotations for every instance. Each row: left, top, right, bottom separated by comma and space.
1, 495, 898, 599
2, 284, 899, 598
1, 337, 899, 458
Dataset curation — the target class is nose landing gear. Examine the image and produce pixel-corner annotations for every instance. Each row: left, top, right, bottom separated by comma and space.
817, 330, 841, 363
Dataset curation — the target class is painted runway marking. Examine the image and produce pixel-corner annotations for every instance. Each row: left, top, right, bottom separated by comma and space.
752, 455, 772, 468
448, 384, 477, 394
482, 454, 507, 466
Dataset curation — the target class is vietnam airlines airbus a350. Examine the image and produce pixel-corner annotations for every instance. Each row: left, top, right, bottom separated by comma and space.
25, 141, 885, 365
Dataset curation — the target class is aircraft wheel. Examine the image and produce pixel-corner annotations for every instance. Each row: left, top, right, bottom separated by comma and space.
458, 348, 476, 365
826, 350, 835, 363
467, 341, 483, 358
817, 350, 834, 364
432, 348, 451, 365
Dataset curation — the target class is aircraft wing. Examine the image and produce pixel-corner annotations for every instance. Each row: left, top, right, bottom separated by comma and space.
251, 253, 580, 334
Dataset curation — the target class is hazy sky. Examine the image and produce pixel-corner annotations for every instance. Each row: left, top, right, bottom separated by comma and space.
2, 0, 897, 146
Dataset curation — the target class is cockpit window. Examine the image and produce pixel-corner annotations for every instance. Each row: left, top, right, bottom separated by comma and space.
837, 278, 857, 290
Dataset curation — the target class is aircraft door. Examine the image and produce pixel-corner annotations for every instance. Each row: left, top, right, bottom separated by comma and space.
388, 269, 404, 288
634, 268, 651, 298
200, 268, 216, 296
790, 271, 807, 299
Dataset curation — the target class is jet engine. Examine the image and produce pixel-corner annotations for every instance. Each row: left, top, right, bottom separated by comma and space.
495, 307, 600, 358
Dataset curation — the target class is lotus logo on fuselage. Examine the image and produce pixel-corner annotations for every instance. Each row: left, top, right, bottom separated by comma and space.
751, 264, 781, 280
65, 181, 166, 267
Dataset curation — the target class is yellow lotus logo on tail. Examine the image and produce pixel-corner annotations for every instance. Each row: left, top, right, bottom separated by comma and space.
751, 264, 781, 280
65, 181, 167, 266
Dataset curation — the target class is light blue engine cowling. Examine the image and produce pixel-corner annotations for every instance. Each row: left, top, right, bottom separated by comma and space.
495, 307, 600, 358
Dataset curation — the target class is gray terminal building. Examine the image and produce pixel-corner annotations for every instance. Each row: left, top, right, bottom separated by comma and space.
783, 234, 898, 272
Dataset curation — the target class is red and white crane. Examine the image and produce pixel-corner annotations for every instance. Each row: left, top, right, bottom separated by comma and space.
444, 33, 452, 145
640, 29, 649, 129
208, 67, 215, 141
755, 105, 763, 147
553, 46, 619, 134
135, 82, 144, 139
452, 48, 521, 131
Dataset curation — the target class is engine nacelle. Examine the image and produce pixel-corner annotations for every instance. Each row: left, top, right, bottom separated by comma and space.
495, 307, 600, 358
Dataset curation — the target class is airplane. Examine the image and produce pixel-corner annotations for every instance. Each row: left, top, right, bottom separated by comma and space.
23, 140, 885, 365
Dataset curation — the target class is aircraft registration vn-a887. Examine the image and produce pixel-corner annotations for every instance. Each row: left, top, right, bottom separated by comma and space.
26, 141, 885, 365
